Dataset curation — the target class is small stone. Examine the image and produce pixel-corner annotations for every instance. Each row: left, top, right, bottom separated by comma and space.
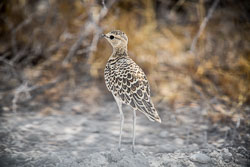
190, 153, 211, 164
174, 138, 184, 145
237, 146, 248, 155
209, 150, 220, 160
108, 149, 123, 162
222, 148, 232, 163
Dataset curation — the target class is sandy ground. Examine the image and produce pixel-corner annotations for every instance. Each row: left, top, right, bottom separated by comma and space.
0, 97, 249, 167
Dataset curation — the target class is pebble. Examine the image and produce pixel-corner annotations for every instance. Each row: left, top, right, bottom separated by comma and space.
174, 138, 184, 145
190, 153, 211, 164
222, 148, 232, 163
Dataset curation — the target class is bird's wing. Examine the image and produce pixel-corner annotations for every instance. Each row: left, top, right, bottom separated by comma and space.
112, 57, 161, 122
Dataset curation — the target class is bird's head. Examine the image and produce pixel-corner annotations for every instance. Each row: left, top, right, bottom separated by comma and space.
102, 30, 128, 50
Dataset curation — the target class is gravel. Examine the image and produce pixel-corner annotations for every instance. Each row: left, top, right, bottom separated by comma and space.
0, 101, 249, 166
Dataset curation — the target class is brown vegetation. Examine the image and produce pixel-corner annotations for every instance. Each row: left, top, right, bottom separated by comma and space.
0, 0, 249, 125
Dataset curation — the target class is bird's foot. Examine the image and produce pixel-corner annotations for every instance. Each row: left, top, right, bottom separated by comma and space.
132, 147, 135, 154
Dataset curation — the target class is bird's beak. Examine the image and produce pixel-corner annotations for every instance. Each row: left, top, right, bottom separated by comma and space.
101, 34, 107, 38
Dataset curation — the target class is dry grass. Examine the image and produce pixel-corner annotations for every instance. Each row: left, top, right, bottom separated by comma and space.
0, 0, 249, 124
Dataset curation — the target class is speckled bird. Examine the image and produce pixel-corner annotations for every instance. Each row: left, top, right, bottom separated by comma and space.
102, 30, 161, 153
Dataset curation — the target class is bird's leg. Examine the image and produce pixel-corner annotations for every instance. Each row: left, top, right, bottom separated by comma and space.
118, 103, 124, 151
114, 95, 124, 151
132, 110, 136, 153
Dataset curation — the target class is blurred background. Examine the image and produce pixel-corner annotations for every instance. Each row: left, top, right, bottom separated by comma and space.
0, 0, 249, 127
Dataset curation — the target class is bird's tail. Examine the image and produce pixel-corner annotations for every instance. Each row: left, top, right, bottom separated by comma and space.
145, 108, 161, 123
137, 99, 162, 123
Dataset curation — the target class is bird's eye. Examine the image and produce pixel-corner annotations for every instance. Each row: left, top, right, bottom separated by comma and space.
110, 35, 114, 40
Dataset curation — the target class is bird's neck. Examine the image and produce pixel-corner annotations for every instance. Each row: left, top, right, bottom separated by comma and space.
112, 46, 128, 57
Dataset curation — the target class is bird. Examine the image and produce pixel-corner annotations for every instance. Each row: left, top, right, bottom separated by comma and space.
102, 30, 161, 153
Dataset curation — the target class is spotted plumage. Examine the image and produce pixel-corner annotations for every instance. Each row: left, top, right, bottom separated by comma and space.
102, 30, 161, 152
104, 55, 160, 122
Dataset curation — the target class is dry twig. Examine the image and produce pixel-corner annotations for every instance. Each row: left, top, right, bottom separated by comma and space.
11, 16, 33, 64
11, 76, 63, 112
190, 0, 220, 52
12, 82, 37, 112
63, 0, 116, 65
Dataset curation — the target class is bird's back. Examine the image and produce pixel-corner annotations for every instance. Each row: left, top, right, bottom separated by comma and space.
104, 54, 161, 123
